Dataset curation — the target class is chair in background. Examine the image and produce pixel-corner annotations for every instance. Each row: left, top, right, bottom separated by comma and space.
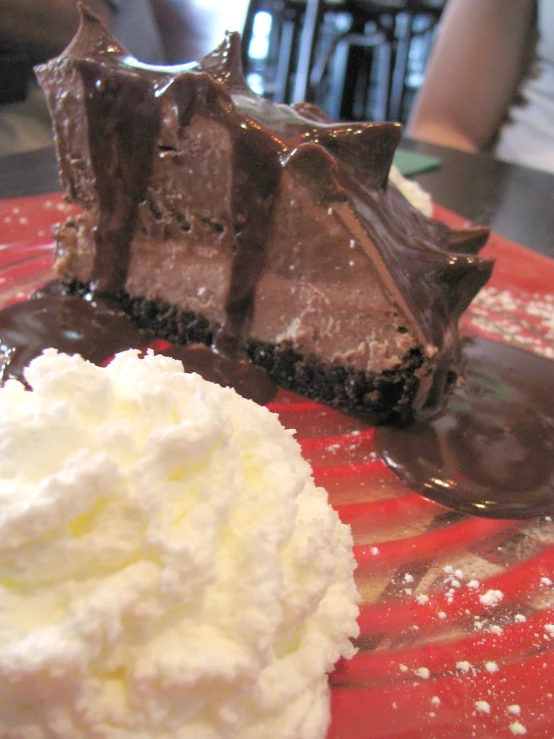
335, 0, 444, 122
241, 0, 341, 104
241, 0, 444, 123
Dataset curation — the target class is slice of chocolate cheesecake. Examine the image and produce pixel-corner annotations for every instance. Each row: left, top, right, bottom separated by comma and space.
35, 7, 493, 423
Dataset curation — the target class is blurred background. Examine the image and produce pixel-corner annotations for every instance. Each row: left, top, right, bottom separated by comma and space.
115, 0, 445, 127
0, 0, 444, 155
241, 0, 444, 124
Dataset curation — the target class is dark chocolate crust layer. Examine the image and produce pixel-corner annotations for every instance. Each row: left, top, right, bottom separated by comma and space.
52, 278, 423, 422
120, 289, 428, 423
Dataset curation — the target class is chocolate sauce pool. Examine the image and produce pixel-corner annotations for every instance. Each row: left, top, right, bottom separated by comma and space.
0, 292, 150, 384
159, 343, 276, 405
0, 288, 276, 405
1, 287, 552, 519
375, 337, 554, 519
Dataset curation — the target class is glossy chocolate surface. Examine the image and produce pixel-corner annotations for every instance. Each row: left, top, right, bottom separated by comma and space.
376, 337, 554, 519
0, 290, 150, 385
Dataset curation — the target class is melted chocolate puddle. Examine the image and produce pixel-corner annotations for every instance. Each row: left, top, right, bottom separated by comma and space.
0, 292, 151, 384
0, 284, 276, 405
375, 337, 554, 519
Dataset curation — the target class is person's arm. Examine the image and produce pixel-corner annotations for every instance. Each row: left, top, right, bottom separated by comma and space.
0, 0, 115, 64
407, 0, 536, 152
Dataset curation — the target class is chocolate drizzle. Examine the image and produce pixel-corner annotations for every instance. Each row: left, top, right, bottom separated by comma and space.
80, 64, 161, 293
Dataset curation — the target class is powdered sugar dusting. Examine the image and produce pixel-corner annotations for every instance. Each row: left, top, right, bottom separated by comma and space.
479, 589, 504, 607
465, 286, 554, 359
509, 721, 527, 735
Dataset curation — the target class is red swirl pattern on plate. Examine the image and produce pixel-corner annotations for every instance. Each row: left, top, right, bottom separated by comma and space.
1, 194, 554, 738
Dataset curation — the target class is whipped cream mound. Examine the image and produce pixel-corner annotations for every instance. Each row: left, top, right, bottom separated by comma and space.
0, 350, 359, 739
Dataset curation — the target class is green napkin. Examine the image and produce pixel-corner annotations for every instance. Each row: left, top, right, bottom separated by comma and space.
393, 149, 441, 177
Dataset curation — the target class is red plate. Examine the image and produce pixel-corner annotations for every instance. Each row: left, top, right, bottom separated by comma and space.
1, 194, 554, 738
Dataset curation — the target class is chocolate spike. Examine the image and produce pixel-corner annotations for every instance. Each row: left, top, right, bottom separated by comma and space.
448, 226, 490, 255
291, 102, 331, 122
67, 1, 128, 60
283, 143, 347, 204
319, 122, 402, 191
437, 253, 495, 320
194, 32, 247, 90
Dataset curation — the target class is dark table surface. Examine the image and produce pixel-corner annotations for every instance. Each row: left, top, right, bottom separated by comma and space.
403, 138, 554, 259
1, 140, 553, 259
